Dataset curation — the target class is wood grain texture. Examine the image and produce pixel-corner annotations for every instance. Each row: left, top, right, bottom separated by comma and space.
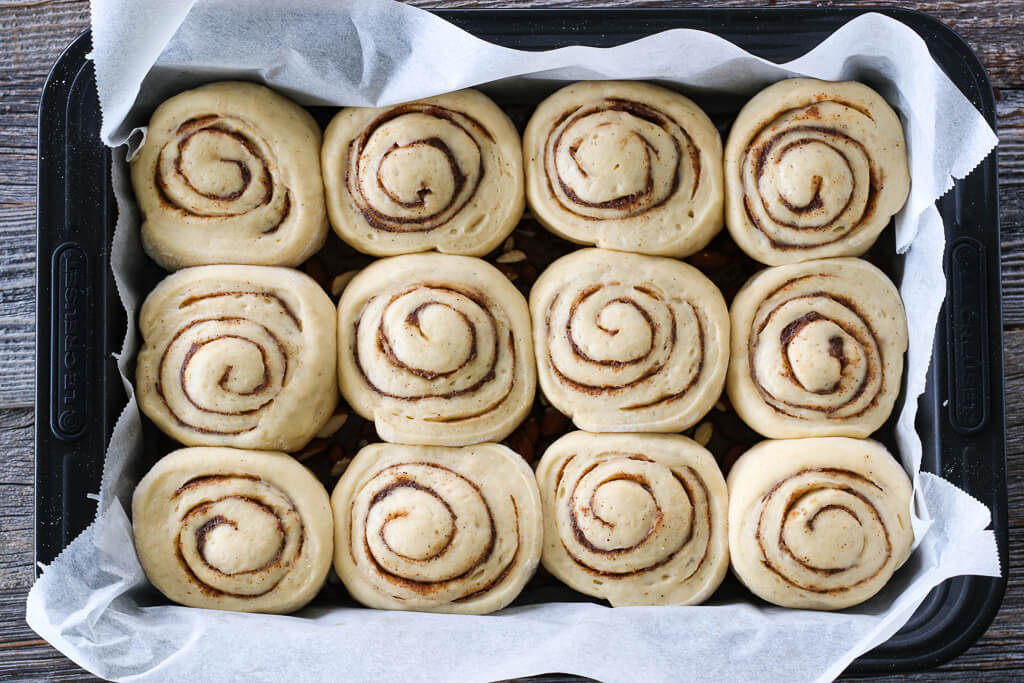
0, 0, 1021, 680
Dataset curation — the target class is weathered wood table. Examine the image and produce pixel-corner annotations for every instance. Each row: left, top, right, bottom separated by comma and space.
1, 1, 1020, 680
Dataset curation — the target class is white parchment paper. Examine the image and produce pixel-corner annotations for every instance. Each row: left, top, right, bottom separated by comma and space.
28, 2, 1002, 681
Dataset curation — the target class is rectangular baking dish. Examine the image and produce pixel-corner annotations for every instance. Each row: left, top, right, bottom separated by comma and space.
35, 7, 1007, 675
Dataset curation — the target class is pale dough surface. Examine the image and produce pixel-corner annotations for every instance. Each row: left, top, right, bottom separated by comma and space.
523, 80, 723, 257
530, 248, 729, 433
322, 89, 524, 256
131, 81, 328, 270
136, 265, 338, 451
724, 78, 910, 265
727, 257, 907, 438
337, 253, 535, 446
332, 442, 542, 614
132, 447, 334, 614
536, 431, 729, 606
727, 437, 914, 610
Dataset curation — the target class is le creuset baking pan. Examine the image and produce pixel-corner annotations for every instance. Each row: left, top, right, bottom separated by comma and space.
35, 8, 1006, 675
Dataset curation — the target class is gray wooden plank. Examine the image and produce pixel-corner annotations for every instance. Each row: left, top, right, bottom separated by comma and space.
2, 0, 1023, 680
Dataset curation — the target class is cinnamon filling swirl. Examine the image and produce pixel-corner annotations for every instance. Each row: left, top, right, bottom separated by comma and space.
727, 438, 913, 610
137, 266, 338, 451
332, 443, 542, 614
322, 90, 524, 257
727, 258, 907, 439
131, 82, 327, 270
537, 432, 729, 606
531, 249, 728, 433
524, 81, 724, 258
154, 115, 290, 235
345, 104, 490, 233
132, 447, 334, 614
543, 98, 700, 219
338, 254, 535, 446
171, 475, 304, 599
724, 78, 909, 266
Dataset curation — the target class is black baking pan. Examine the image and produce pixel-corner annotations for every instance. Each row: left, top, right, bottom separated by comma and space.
35, 7, 1006, 676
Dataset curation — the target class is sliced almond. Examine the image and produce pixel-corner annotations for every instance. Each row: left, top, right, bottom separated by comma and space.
694, 422, 713, 447
331, 270, 359, 297
497, 249, 527, 264
330, 458, 353, 478
316, 411, 349, 438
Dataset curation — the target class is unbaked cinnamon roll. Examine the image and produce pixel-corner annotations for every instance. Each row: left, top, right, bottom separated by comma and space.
332, 442, 542, 614
136, 265, 338, 451
524, 81, 723, 257
727, 257, 907, 439
724, 78, 910, 265
131, 81, 328, 270
337, 253, 535, 445
132, 447, 334, 614
728, 438, 914, 610
536, 431, 729, 606
322, 90, 524, 256
530, 248, 729, 433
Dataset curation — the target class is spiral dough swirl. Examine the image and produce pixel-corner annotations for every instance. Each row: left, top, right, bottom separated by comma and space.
727, 257, 907, 439
136, 265, 338, 451
131, 447, 334, 614
724, 78, 910, 265
530, 248, 729, 433
536, 432, 729, 606
524, 81, 724, 257
322, 90, 524, 256
338, 253, 535, 446
131, 81, 327, 270
332, 443, 542, 614
727, 438, 913, 610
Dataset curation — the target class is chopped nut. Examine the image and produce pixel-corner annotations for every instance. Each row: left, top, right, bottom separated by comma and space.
293, 440, 328, 461
316, 411, 349, 438
302, 256, 330, 290
524, 418, 540, 443
721, 444, 746, 475
541, 409, 569, 437
688, 250, 730, 270
503, 236, 516, 251
331, 270, 359, 297
497, 249, 527, 264
694, 422, 713, 447
504, 430, 535, 464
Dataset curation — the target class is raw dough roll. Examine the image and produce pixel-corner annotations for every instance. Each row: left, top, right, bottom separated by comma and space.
136, 265, 338, 451
530, 248, 729, 433
536, 431, 729, 606
727, 257, 907, 439
724, 78, 910, 265
322, 90, 524, 256
332, 442, 542, 614
131, 81, 328, 270
337, 253, 535, 445
132, 447, 334, 614
727, 438, 914, 610
523, 81, 724, 257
